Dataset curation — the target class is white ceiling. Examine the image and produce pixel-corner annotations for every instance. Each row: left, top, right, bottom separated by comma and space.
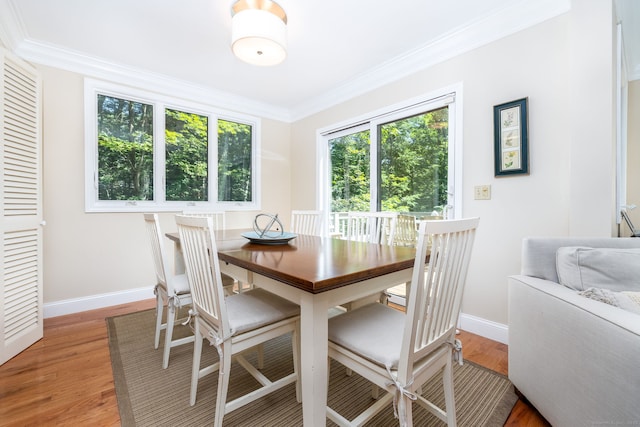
0, 0, 637, 122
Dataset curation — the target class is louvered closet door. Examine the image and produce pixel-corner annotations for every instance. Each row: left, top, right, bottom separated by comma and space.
0, 49, 43, 365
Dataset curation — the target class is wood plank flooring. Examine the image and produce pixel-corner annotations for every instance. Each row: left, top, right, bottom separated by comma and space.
0, 300, 549, 426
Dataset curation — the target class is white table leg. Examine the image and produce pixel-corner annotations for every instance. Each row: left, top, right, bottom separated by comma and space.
299, 292, 329, 427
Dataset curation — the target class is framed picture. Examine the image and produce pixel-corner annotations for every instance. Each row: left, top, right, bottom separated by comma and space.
493, 97, 529, 176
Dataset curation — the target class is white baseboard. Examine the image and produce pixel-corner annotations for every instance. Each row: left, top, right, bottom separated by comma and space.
43, 286, 154, 318
388, 294, 508, 345
43, 287, 509, 345
459, 312, 508, 345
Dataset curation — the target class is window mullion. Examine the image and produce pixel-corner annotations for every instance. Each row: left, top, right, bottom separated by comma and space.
156, 102, 166, 204
210, 114, 218, 205
370, 124, 379, 212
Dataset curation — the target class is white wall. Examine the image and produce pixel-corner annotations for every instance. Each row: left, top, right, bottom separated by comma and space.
568, 0, 617, 236
40, 65, 292, 309
628, 80, 640, 228
291, 5, 618, 330
37, 3, 621, 341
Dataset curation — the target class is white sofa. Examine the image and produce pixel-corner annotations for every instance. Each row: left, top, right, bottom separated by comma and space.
508, 237, 640, 426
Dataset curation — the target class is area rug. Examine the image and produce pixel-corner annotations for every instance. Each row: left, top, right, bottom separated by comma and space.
107, 309, 517, 426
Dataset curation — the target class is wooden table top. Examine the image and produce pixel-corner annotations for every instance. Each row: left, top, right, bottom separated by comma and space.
167, 229, 416, 294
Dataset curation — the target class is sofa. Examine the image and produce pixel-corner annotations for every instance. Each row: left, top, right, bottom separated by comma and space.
508, 237, 640, 426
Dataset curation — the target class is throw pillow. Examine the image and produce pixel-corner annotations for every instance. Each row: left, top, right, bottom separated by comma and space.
578, 287, 640, 315
556, 247, 640, 292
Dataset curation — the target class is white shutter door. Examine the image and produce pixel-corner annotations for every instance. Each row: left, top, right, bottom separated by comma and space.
0, 49, 43, 365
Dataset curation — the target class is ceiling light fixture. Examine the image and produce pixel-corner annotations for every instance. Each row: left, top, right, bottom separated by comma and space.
231, 0, 287, 66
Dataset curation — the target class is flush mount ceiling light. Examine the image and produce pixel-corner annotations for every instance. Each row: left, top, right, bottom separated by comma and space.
231, 0, 287, 66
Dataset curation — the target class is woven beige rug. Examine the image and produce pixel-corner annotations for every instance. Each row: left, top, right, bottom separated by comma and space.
108, 309, 517, 426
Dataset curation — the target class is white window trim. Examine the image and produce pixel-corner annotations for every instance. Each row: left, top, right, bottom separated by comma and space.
84, 78, 261, 212
316, 82, 463, 221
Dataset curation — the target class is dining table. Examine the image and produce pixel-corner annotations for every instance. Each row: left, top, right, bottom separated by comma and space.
166, 228, 416, 427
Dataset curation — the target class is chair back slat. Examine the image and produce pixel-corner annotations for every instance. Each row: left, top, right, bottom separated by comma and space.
175, 215, 229, 335
291, 210, 322, 236
345, 212, 371, 242
400, 217, 479, 378
393, 214, 417, 247
345, 211, 398, 245
182, 211, 226, 230
143, 213, 169, 289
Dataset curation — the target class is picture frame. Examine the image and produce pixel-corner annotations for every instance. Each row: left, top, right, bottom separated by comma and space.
493, 97, 529, 176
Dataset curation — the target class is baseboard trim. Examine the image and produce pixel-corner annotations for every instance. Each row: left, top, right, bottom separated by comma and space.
43, 286, 154, 318
459, 312, 508, 344
43, 287, 510, 345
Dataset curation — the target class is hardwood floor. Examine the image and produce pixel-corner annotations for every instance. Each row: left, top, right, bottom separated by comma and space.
0, 300, 550, 426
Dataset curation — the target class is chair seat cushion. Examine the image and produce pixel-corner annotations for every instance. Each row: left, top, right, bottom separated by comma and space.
172, 274, 191, 294
227, 288, 300, 334
328, 303, 404, 369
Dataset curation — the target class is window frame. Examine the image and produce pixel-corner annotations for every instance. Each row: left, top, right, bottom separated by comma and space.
84, 79, 261, 212
317, 83, 462, 223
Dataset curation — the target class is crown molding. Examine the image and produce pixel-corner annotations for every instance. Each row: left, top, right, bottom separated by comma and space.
0, 0, 27, 50
10, 38, 293, 122
1, 0, 569, 123
290, 0, 570, 121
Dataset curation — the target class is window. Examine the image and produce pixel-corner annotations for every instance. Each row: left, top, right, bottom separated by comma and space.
320, 86, 461, 233
85, 79, 260, 212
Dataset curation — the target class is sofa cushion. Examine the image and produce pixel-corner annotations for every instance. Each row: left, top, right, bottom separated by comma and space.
556, 247, 640, 292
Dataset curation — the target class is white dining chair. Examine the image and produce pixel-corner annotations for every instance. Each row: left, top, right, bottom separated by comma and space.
290, 209, 322, 236
383, 214, 418, 305
326, 217, 479, 427
345, 211, 397, 245
182, 210, 225, 230
343, 211, 399, 309
175, 214, 301, 425
393, 214, 418, 247
181, 210, 241, 294
143, 213, 195, 369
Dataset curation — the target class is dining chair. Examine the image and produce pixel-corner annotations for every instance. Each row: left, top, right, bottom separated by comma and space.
326, 217, 480, 427
182, 210, 225, 230
343, 211, 399, 308
345, 211, 397, 245
393, 214, 418, 247
143, 213, 195, 369
383, 214, 418, 305
182, 210, 240, 294
290, 209, 322, 236
175, 214, 301, 425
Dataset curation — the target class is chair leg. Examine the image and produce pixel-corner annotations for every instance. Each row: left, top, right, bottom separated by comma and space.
154, 294, 164, 349
371, 384, 380, 399
162, 301, 176, 369
292, 326, 301, 403
443, 358, 457, 427
214, 344, 232, 427
403, 395, 414, 427
190, 323, 204, 406
256, 343, 265, 369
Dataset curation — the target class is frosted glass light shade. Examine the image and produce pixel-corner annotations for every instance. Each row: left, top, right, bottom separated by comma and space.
232, 9, 287, 66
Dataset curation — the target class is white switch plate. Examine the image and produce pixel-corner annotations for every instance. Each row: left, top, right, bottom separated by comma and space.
474, 185, 491, 200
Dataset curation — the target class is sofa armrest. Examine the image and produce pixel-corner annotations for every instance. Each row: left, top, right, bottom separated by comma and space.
508, 275, 640, 426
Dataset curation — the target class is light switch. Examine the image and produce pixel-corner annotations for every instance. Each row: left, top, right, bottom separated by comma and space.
474, 185, 491, 200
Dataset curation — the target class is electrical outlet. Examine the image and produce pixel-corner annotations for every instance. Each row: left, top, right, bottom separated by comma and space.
474, 185, 491, 200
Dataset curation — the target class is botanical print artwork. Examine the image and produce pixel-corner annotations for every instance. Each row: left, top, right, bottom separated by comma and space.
502, 149, 520, 170
493, 98, 528, 176
502, 129, 520, 148
501, 106, 520, 128
500, 105, 521, 171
